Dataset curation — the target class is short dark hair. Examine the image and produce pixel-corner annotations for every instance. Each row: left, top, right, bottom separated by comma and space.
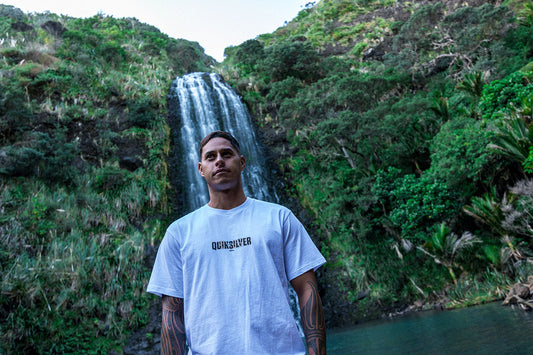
199, 131, 241, 157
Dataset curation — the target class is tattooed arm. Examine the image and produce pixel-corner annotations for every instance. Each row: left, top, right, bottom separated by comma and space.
291, 270, 326, 355
161, 295, 187, 355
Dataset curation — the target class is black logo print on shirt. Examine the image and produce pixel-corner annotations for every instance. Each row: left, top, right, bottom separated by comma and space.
212, 237, 252, 251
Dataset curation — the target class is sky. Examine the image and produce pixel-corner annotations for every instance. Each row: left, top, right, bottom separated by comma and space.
4, 0, 313, 62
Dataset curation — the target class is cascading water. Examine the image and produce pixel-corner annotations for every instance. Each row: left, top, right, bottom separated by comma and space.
168, 72, 278, 212
167, 71, 302, 336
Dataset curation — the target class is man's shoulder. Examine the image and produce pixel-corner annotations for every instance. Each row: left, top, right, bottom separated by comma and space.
168, 205, 208, 228
248, 198, 292, 217
249, 197, 286, 209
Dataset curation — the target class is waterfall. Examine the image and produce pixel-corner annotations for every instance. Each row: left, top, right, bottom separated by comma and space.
168, 72, 278, 212
167, 72, 302, 336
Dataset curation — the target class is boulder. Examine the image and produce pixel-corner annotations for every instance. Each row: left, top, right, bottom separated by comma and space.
40, 21, 66, 37
11, 21, 34, 32
502, 276, 533, 310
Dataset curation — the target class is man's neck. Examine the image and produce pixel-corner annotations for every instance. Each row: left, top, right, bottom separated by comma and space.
207, 189, 247, 210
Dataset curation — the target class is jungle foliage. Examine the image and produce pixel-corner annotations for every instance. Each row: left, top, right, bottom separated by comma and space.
0, 4, 213, 353
220, 0, 533, 323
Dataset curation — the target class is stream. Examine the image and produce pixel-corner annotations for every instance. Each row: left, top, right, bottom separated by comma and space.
327, 302, 533, 354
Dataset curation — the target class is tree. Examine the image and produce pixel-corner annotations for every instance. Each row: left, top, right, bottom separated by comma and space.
456, 71, 487, 99
428, 116, 491, 197
480, 71, 533, 120
488, 95, 533, 166
417, 223, 480, 283
463, 188, 525, 265
260, 40, 320, 83
372, 168, 461, 241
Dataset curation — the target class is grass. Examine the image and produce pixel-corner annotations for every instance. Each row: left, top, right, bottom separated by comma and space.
0, 170, 163, 352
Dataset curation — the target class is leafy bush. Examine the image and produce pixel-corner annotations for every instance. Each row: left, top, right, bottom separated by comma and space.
259, 40, 321, 82
93, 166, 132, 193
480, 71, 533, 119
97, 41, 128, 68
127, 97, 158, 128
372, 167, 461, 240
524, 146, 533, 173
428, 116, 491, 196
0, 145, 43, 176
166, 40, 212, 73
267, 76, 304, 107
0, 83, 33, 143
227, 39, 265, 73
31, 131, 80, 184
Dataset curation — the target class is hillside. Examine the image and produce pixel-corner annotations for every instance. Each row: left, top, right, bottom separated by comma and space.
0, 4, 213, 353
219, 0, 533, 325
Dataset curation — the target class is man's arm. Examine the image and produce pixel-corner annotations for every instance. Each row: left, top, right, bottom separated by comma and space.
291, 270, 326, 355
161, 295, 186, 355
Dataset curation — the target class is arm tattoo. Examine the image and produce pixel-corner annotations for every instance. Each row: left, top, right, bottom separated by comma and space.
161, 296, 187, 355
300, 281, 326, 355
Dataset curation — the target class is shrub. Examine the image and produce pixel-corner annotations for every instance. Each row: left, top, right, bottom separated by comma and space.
127, 98, 158, 128
93, 166, 132, 193
97, 41, 128, 68
0, 145, 43, 176
480, 71, 533, 119
259, 40, 321, 83
31, 131, 79, 184
373, 167, 461, 240
0, 83, 33, 143
428, 116, 491, 196
267, 76, 304, 107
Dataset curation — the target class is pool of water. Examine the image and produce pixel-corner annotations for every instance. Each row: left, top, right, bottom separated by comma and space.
327, 302, 533, 354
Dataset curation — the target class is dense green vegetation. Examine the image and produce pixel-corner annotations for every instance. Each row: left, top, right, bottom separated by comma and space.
1, 0, 533, 352
0, 4, 213, 353
220, 0, 533, 323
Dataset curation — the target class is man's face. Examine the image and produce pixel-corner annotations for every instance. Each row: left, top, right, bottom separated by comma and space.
198, 137, 245, 192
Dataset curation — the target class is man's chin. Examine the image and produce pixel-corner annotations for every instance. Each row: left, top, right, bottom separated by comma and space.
211, 181, 239, 192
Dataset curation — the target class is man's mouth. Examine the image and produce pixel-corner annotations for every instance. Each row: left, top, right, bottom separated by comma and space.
213, 169, 229, 176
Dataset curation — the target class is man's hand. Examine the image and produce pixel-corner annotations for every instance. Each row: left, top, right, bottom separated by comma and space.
291, 270, 326, 355
161, 295, 186, 355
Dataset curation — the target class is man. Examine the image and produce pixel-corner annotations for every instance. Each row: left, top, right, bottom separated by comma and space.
147, 131, 326, 355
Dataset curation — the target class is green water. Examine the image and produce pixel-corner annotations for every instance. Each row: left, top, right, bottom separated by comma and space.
327, 302, 533, 354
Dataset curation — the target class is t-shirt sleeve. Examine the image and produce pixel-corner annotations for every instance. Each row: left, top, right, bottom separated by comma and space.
146, 225, 184, 298
283, 211, 326, 281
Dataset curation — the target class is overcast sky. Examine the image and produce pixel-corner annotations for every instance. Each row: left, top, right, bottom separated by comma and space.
4, 0, 312, 61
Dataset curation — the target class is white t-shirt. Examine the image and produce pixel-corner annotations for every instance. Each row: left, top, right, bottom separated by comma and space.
147, 197, 326, 355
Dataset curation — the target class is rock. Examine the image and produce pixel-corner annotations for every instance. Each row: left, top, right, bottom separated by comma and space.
362, 36, 392, 61
502, 276, 533, 307
11, 21, 34, 32
124, 298, 162, 354
40, 21, 66, 37
356, 290, 370, 301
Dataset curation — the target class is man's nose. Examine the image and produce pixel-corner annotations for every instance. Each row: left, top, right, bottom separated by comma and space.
215, 154, 225, 165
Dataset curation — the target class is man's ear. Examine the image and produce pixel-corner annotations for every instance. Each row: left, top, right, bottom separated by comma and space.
198, 162, 205, 177
240, 155, 246, 171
